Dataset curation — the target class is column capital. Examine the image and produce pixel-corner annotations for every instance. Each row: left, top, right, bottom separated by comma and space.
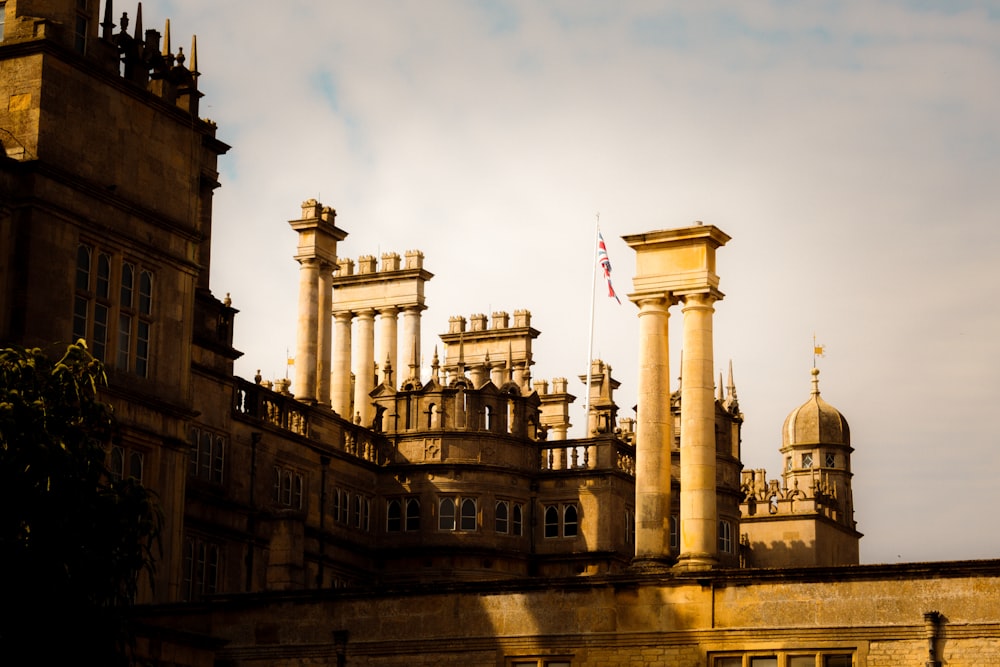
377, 305, 400, 317
635, 295, 675, 314
678, 288, 724, 307
333, 310, 355, 323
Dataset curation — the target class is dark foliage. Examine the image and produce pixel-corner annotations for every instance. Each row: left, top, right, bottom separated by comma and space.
0, 343, 161, 665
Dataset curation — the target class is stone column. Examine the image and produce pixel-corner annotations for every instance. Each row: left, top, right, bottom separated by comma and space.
633, 296, 674, 566
316, 262, 333, 406
353, 309, 376, 424
676, 292, 719, 570
378, 306, 399, 387
293, 257, 319, 403
332, 311, 353, 417
401, 305, 423, 379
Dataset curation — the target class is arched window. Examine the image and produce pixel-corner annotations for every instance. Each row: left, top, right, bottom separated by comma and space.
544, 505, 559, 538
484, 405, 493, 431
507, 399, 515, 434
109, 446, 125, 481
386, 499, 402, 532
427, 403, 437, 429
460, 498, 477, 531
439, 497, 456, 531
563, 504, 578, 537
718, 519, 733, 554
353, 494, 362, 528
495, 500, 509, 534
128, 451, 143, 481
405, 498, 421, 531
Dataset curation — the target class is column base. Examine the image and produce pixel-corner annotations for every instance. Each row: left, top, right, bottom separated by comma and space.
674, 552, 718, 572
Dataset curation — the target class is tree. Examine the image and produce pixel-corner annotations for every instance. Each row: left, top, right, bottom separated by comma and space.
0, 343, 161, 664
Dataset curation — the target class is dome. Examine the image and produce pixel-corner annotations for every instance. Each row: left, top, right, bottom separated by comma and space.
782, 368, 850, 447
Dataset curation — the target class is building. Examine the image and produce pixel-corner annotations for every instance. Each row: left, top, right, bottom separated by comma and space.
1, 2, 998, 665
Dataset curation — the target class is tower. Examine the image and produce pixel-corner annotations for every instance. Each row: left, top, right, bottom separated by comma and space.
740, 367, 862, 567
0, 0, 231, 600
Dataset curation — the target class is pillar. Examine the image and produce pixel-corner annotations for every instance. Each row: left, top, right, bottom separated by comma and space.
353, 309, 376, 424
316, 262, 333, 406
676, 292, 719, 570
332, 311, 353, 416
293, 257, 319, 403
632, 296, 674, 566
401, 305, 423, 379
378, 306, 399, 387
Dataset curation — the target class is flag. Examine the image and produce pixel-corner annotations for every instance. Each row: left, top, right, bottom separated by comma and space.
597, 231, 621, 304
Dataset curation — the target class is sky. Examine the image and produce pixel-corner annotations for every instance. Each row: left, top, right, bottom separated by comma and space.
139, 1, 1000, 565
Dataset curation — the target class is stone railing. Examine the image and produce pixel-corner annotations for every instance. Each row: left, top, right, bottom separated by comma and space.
539, 437, 635, 476
234, 379, 309, 436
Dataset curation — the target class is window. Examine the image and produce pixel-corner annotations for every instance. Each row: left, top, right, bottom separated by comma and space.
439, 497, 456, 531
495, 500, 509, 534
510, 659, 571, 667
188, 427, 225, 484
272, 465, 304, 509
713, 651, 854, 666
387, 499, 402, 532
0, 3, 6, 43
405, 497, 421, 531
439, 497, 477, 531
352, 494, 362, 528
786, 456, 793, 471
544, 503, 579, 538
825, 452, 837, 468
512, 503, 523, 536
182, 537, 220, 601
718, 520, 733, 554
484, 404, 493, 430
801, 452, 813, 468
109, 445, 143, 483
74, 1, 89, 53
73, 243, 154, 376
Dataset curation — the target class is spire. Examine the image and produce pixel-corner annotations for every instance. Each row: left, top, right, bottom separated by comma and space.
134, 3, 142, 41
507, 342, 514, 384
162, 17, 170, 55
717, 372, 724, 402
409, 338, 419, 378
101, 0, 115, 39
190, 35, 199, 88
431, 346, 440, 384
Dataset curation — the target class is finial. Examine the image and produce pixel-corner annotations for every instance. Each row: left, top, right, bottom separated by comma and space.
190, 35, 199, 87
507, 342, 514, 383
162, 18, 171, 55
223, 292, 231, 307
119, 11, 129, 32
811, 367, 821, 396
717, 372, 724, 402
175, 46, 185, 67
383, 356, 393, 388
254, 369, 262, 384
134, 3, 142, 40
727, 359, 736, 399
101, 0, 115, 39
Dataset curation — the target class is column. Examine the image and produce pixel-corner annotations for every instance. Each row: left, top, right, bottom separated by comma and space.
353, 309, 376, 425
316, 262, 333, 406
632, 296, 673, 566
401, 305, 422, 379
293, 257, 319, 404
676, 292, 719, 570
332, 311, 353, 417
378, 306, 399, 388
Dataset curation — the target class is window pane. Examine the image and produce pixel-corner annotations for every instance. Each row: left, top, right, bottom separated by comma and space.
460, 498, 477, 531
750, 658, 777, 667
363, 498, 371, 531
293, 474, 303, 509
824, 656, 852, 667
563, 505, 578, 537
188, 428, 199, 477
387, 499, 401, 532
788, 656, 815, 667
213, 437, 225, 483
72, 295, 89, 342
544, 506, 559, 538
128, 451, 143, 481
353, 495, 361, 528
120, 262, 134, 307
512, 504, 523, 536
200, 432, 212, 478
135, 320, 150, 377
405, 498, 420, 531
117, 313, 131, 370
439, 498, 456, 531
109, 446, 124, 481
714, 659, 742, 667
75, 244, 91, 290
93, 303, 108, 360
96, 253, 111, 298
139, 271, 153, 315
495, 501, 509, 534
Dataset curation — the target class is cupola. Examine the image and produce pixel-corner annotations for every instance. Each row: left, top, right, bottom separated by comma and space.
782, 368, 850, 447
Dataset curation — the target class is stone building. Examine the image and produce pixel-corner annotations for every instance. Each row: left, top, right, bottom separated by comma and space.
1, 2, 998, 665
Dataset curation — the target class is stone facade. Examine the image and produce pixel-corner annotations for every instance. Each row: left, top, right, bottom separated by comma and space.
2, 2, 999, 666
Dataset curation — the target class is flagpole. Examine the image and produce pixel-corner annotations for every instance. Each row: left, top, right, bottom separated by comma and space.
584, 215, 599, 437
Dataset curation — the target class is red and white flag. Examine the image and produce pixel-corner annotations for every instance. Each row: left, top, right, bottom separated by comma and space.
597, 231, 621, 304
